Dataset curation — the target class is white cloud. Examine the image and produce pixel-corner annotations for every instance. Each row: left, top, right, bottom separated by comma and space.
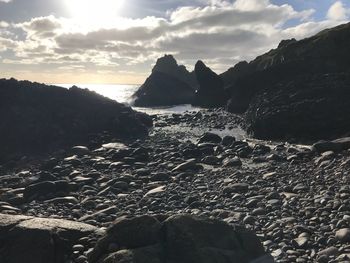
0, 21, 9, 28
327, 1, 348, 21
2, 0, 349, 76
0, 0, 12, 3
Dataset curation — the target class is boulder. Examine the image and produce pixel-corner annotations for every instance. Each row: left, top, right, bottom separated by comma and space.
23, 180, 71, 201
0, 213, 104, 263
193, 61, 227, 108
89, 214, 274, 263
0, 78, 152, 162
133, 72, 195, 107
198, 132, 222, 144
312, 137, 350, 153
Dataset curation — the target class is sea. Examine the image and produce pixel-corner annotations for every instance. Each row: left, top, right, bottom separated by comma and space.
55, 83, 201, 115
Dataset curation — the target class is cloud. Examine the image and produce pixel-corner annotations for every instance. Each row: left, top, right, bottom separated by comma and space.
327, 1, 349, 21
0, 21, 9, 28
16, 15, 62, 38
0, 0, 12, 3
2, 0, 349, 77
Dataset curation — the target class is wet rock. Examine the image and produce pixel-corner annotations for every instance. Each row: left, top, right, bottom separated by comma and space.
198, 132, 222, 144
172, 159, 200, 172
223, 157, 242, 167
335, 228, 350, 243
23, 180, 70, 201
223, 183, 249, 194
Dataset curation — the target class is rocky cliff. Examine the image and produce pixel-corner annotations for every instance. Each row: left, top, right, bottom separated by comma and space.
222, 22, 350, 140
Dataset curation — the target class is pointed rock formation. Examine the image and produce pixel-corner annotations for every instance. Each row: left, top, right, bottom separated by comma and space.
133, 71, 194, 107
152, 54, 197, 87
193, 60, 227, 108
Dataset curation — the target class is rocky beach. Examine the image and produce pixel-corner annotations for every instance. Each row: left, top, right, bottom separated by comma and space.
1, 20, 350, 263
2, 107, 350, 262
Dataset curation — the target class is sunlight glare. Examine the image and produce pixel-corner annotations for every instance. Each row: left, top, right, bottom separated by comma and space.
66, 0, 125, 26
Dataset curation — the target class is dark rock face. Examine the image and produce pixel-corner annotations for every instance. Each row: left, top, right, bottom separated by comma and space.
89, 214, 273, 263
312, 137, 350, 153
245, 73, 350, 140
193, 61, 227, 108
133, 72, 195, 107
221, 22, 350, 140
132, 55, 197, 107
152, 54, 197, 87
0, 78, 152, 162
0, 213, 103, 263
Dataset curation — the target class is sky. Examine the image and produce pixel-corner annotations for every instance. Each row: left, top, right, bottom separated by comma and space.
0, 0, 349, 84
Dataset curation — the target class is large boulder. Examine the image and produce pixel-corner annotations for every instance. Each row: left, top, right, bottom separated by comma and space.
89, 214, 274, 263
133, 72, 195, 107
0, 78, 152, 162
0, 213, 104, 263
193, 61, 227, 108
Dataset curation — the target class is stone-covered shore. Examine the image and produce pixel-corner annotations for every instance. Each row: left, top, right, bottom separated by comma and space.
1, 108, 350, 262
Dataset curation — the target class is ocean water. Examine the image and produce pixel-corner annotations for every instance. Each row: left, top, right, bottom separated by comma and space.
55, 83, 200, 115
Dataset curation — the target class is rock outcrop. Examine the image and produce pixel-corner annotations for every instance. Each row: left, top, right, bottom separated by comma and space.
152, 54, 197, 87
245, 73, 350, 140
0, 213, 104, 263
221, 22, 350, 140
0, 78, 152, 162
133, 71, 195, 107
132, 55, 196, 107
193, 60, 227, 108
89, 214, 273, 263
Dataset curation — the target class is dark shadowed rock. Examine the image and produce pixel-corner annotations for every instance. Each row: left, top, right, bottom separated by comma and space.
312, 137, 350, 153
0, 78, 152, 162
198, 132, 222, 144
132, 55, 197, 107
133, 72, 195, 107
0, 213, 103, 263
89, 214, 273, 263
221, 22, 350, 140
152, 54, 197, 87
245, 73, 350, 140
193, 61, 227, 108
23, 180, 71, 201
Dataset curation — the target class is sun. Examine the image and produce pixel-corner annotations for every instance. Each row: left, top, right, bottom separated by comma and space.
66, 0, 125, 26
